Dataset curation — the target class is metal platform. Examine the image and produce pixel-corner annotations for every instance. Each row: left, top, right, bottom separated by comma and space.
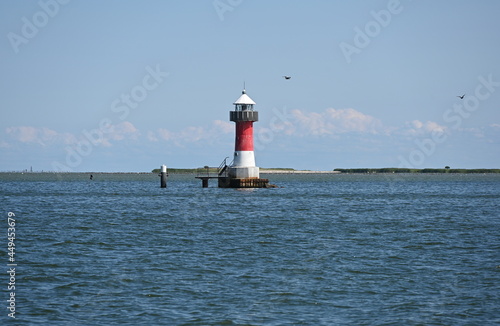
196, 158, 274, 188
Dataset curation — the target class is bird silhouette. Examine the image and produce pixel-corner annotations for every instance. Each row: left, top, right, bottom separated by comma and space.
282, 76, 291, 80
457, 94, 465, 99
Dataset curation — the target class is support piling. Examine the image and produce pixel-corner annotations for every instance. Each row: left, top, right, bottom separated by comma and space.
160, 165, 167, 188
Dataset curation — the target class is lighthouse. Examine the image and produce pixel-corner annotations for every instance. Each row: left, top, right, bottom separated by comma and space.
215, 88, 270, 188
228, 89, 260, 179
195, 88, 273, 188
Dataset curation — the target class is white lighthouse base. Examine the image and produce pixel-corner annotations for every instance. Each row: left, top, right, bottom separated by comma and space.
228, 166, 260, 179
232, 151, 256, 167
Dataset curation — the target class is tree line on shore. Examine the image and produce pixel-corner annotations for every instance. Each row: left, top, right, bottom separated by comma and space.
333, 168, 500, 174
151, 167, 296, 174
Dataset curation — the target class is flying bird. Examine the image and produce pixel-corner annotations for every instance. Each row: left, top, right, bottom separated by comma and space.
457, 94, 465, 99
282, 75, 291, 80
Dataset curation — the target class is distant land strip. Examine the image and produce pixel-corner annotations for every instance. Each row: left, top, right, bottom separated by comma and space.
261, 170, 340, 174
151, 168, 339, 174
152, 168, 500, 174
334, 168, 500, 174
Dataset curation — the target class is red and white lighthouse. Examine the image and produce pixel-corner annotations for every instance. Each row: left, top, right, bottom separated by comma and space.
228, 89, 260, 179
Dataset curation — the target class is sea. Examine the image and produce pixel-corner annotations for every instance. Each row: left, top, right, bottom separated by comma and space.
0, 172, 499, 325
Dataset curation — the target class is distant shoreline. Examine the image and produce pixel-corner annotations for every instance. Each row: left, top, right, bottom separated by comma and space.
333, 168, 500, 174
150, 167, 500, 174
260, 170, 340, 174
2, 168, 500, 174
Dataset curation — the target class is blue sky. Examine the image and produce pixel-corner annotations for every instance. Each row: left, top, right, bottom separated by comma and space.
1, 0, 499, 172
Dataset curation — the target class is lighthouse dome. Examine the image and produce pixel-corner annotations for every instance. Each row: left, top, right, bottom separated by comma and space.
233, 89, 256, 105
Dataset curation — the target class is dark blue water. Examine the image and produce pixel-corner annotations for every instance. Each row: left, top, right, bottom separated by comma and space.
1, 173, 499, 325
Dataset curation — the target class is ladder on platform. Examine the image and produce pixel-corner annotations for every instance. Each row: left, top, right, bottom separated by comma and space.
218, 157, 230, 176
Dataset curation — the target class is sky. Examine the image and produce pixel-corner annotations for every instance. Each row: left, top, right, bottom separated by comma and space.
1, 0, 499, 172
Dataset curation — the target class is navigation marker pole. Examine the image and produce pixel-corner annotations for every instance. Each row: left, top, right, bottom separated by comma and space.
160, 165, 167, 188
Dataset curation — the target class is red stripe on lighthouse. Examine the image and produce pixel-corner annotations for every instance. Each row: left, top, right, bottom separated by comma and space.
235, 121, 254, 151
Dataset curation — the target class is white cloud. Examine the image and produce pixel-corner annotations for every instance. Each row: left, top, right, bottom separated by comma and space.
157, 128, 173, 141
289, 108, 384, 136
7, 126, 37, 142
147, 131, 159, 142
459, 124, 500, 141
4, 122, 142, 148
402, 120, 448, 137
5, 126, 60, 146
0, 140, 10, 148
149, 120, 233, 146
212, 120, 233, 133
60, 133, 78, 145
107, 121, 141, 141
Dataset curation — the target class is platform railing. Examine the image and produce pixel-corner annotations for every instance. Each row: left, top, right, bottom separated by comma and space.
218, 157, 229, 176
